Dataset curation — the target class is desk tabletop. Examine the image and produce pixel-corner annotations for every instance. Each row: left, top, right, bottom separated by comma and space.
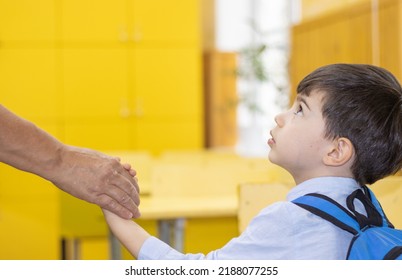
138, 195, 238, 220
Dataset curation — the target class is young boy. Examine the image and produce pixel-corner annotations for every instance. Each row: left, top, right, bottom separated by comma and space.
103, 64, 402, 259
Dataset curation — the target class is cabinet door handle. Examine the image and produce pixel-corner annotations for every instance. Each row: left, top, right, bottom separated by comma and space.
120, 97, 131, 118
118, 25, 129, 43
133, 25, 142, 42
134, 97, 144, 117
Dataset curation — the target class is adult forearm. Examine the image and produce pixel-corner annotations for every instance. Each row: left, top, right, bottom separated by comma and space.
0, 105, 64, 179
0, 105, 141, 219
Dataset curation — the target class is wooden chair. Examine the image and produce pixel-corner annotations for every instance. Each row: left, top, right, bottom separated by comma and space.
237, 183, 291, 233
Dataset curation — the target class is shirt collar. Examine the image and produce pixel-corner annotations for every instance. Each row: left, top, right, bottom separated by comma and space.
286, 177, 362, 201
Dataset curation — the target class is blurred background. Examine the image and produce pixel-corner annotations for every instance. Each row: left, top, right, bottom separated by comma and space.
0, 0, 401, 260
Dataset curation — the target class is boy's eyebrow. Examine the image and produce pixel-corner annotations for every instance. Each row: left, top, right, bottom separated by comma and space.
297, 95, 311, 111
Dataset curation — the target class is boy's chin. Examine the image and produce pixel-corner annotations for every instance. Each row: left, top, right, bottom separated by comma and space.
267, 150, 277, 164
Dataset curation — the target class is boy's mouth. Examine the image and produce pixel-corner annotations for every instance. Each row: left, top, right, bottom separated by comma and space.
268, 131, 276, 146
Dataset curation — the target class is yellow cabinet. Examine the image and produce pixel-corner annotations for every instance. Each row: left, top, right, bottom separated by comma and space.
64, 119, 132, 150
0, 48, 59, 123
132, 48, 203, 117
60, 0, 128, 43
0, 194, 60, 260
62, 48, 129, 119
60, 0, 200, 46
0, 0, 56, 43
131, 0, 200, 45
0, 0, 204, 259
291, 0, 402, 102
134, 118, 203, 153
61, 0, 204, 152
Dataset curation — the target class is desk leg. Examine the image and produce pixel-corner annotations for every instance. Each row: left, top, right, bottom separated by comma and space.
109, 231, 121, 260
61, 238, 80, 260
158, 219, 185, 253
158, 220, 171, 245
174, 218, 185, 253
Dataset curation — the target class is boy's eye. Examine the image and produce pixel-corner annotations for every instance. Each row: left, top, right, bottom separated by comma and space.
294, 105, 303, 116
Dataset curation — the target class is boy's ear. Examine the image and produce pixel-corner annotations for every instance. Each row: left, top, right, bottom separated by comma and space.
323, 137, 355, 166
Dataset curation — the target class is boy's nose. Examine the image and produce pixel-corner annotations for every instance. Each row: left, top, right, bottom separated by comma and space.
274, 112, 285, 127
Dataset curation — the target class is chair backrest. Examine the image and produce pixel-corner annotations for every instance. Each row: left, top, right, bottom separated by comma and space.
237, 183, 291, 233
369, 176, 402, 228
151, 156, 294, 198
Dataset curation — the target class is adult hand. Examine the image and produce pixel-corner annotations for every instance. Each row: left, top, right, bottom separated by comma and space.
51, 146, 141, 219
0, 104, 140, 219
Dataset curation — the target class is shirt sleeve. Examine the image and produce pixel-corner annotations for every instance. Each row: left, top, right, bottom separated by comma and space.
138, 201, 298, 260
138, 236, 209, 260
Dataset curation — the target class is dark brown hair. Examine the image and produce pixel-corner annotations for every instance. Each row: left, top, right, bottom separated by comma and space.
297, 64, 402, 185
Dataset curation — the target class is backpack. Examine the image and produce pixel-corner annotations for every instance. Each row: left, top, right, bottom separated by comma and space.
292, 186, 402, 260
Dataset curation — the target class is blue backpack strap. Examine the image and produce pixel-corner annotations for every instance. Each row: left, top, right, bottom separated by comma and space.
363, 186, 394, 228
293, 193, 360, 235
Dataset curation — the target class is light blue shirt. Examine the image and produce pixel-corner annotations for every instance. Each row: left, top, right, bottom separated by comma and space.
138, 177, 363, 260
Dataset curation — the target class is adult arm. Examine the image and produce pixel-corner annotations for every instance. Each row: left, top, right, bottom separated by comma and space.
0, 104, 140, 219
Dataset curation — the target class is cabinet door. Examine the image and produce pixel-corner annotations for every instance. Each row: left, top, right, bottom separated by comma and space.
133, 117, 204, 153
62, 48, 129, 119
0, 0, 56, 42
64, 118, 132, 150
132, 48, 203, 118
0, 195, 59, 259
62, 48, 131, 149
0, 49, 59, 122
60, 0, 128, 43
131, 0, 200, 45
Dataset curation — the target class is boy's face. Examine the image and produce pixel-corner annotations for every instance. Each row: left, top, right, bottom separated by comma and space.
268, 90, 334, 184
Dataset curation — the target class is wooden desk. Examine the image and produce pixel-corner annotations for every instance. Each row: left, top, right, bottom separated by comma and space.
139, 195, 238, 219
109, 195, 238, 258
